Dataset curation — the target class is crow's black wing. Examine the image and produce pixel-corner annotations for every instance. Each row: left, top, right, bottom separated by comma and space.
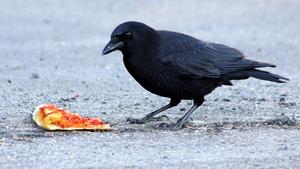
159, 31, 275, 79
161, 48, 222, 78
210, 43, 275, 73
159, 31, 221, 78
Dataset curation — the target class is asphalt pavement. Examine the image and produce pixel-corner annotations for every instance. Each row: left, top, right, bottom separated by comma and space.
0, 0, 300, 168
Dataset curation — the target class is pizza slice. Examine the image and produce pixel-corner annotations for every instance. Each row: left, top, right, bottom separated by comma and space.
33, 104, 112, 131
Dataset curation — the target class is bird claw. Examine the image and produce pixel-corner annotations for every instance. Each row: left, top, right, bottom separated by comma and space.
126, 115, 169, 124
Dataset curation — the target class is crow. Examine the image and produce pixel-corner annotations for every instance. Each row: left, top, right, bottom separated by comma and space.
102, 21, 288, 130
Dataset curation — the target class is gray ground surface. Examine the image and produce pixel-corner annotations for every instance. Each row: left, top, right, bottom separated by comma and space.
1, 0, 300, 168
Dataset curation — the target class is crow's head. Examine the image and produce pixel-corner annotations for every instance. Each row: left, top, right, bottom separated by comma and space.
102, 21, 157, 55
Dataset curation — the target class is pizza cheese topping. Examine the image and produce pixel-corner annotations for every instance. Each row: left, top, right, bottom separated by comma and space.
33, 104, 112, 131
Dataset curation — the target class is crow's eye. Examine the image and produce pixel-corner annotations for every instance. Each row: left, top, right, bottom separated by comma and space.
123, 32, 132, 39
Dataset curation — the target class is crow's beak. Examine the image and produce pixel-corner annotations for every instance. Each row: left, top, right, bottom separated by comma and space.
102, 40, 125, 55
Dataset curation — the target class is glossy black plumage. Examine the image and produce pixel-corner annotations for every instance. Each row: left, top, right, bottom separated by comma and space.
102, 21, 288, 130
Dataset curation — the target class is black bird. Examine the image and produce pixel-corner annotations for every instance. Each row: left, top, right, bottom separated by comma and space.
102, 21, 288, 130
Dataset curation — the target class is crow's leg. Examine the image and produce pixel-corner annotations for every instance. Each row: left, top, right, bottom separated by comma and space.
126, 98, 181, 124
157, 97, 204, 130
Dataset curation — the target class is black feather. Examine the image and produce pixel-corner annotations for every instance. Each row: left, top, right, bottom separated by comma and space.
239, 69, 289, 83
104, 22, 289, 100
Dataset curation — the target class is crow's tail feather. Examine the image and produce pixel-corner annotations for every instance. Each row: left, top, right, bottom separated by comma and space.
241, 69, 289, 83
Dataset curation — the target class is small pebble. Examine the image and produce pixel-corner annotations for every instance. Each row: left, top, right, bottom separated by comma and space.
31, 73, 39, 79
279, 98, 285, 102
257, 98, 266, 101
222, 98, 231, 102
180, 108, 186, 111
